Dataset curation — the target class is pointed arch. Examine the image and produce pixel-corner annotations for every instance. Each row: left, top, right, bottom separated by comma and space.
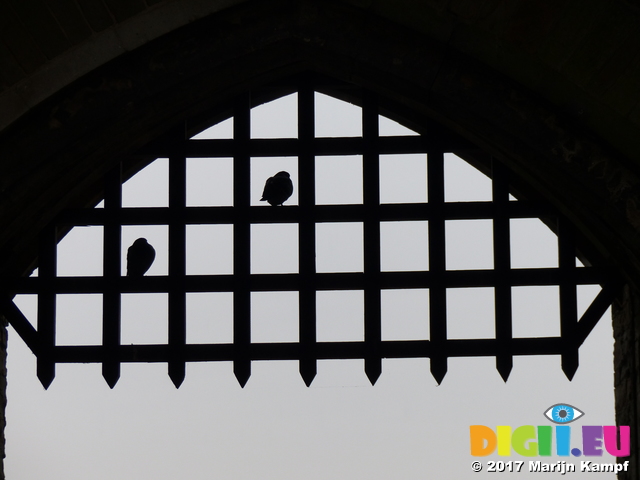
1, 78, 620, 395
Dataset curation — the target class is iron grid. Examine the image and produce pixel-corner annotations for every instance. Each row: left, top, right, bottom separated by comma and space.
1, 82, 621, 389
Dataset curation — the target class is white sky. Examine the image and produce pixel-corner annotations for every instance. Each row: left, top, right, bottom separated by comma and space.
5, 93, 617, 479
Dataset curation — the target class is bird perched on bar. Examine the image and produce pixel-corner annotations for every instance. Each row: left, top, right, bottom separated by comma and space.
127, 238, 156, 277
260, 171, 293, 206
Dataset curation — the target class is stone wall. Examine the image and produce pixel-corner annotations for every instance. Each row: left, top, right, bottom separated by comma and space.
0, 318, 6, 480
614, 285, 640, 479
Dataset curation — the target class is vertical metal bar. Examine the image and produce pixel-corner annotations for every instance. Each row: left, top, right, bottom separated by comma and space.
168, 136, 187, 388
298, 79, 317, 386
362, 90, 382, 385
37, 223, 56, 388
428, 150, 447, 383
234, 94, 252, 386
558, 217, 579, 379
491, 159, 513, 381
102, 164, 122, 388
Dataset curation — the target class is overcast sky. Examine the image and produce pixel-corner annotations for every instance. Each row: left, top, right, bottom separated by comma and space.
5, 93, 617, 479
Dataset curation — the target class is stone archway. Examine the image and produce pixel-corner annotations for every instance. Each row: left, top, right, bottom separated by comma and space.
1, 1, 640, 477
2, 1, 639, 279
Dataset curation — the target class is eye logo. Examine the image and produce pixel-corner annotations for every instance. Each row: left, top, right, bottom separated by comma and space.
544, 404, 584, 424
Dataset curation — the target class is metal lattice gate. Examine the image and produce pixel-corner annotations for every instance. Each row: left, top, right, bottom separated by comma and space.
1, 77, 622, 389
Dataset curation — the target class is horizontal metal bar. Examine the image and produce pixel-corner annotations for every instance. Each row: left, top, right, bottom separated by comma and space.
5, 267, 615, 295
55, 201, 554, 226
140, 135, 434, 158
6, 268, 616, 295
50, 336, 565, 363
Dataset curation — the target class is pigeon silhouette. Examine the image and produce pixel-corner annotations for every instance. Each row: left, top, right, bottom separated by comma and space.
127, 238, 156, 277
260, 171, 293, 206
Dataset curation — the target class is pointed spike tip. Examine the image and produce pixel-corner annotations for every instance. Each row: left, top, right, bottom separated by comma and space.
300, 361, 317, 387
171, 376, 184, 389
169, 364, 186, 389
301, 371, 316, 387
104, 375, 119, 389
39, 377, 54, 390
237, 376, 249, 388
365, 366, 382, 386
563, 365, 578, 381
430, 361, 447, 385
234, 362, 251, 388
103, 365, 121, 389
498, 368, 511, 383
37, 364, 55, 390
497, 359, 513, 383
562, 355, 579, 381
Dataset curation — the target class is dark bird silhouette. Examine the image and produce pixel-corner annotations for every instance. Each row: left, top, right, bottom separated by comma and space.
127, 238, 156, 277
260, 171, 293, 206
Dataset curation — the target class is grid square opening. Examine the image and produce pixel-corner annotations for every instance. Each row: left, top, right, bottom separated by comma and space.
251, 93, 298, 139
186, 158, 234, 207
317, 290, 364, 342
315, 155, 363, 205
510, 218, 559, 269
379, 154, 427, 204
186, 292, 233, 344
121, 225, 168, 276
250, 224, 299, 274
316, 223, 364, 273
381, 289, 429, 340
512, 286, 561, 338
445, 220, 493, 270
57, 226, 103, 277
380, 221, 428, 272
251, 157, 298, 207
56, 294, 102, 346
315, 92, 362, 138
122, 157, 169, 208
444, 153, 492, 202
251, 291, 299, 343
121, 293, 168, 345
186, 224, 233, 275
446, 287, 495, 340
